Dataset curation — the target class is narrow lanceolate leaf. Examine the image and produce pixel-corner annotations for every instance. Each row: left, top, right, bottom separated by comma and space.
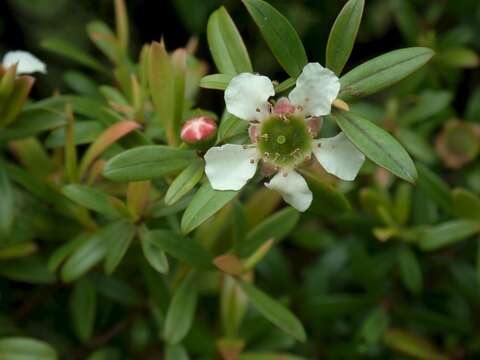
397, 246, 422, 294
416, 163, 452, 213
238, 281, 306, 342
207, 6, 252, 74
147, 229, 213, 269
384, 328, 449, 360
0, 75, 35, 127
340, 47, 434, 101
237, 207, 300, 257
453, 189, 480, 221
62, 184, 124, 217
326, 0, 365, 75
70, 277, 96, 342
78, 120, 140, 177
149, 41, 177, 145
301, 170, 351, 217
61, 220, 132, 282
127, 181, 151, 221
418, 220, 480, 251
41, 38, 109, 75
200, 73, 234, 90
104, 221, 136, 274
0, 168, 15, 240
181, 182, 238, 234
87, 21, 119, 64
217, 113, 249, 143
334, 112, 417, 183
114, 0, 129, 53
0, 337, 58, 360
242, 0, 308, 77
103, 145, 197, 182
165, 160, 205, 206
163, 272, 198, 344
140, 226, 169, 274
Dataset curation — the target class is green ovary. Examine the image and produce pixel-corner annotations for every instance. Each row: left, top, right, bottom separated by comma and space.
257, 115, 313, 168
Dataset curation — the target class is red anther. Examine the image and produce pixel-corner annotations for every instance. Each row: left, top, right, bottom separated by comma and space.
273, 97, 296, 116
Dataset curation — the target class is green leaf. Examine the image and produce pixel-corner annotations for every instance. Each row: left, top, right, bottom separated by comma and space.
87, 21, 119, 63
62, 184, 124, 217
419, 220, 480, 251
70, 277, 96, 342
181, 182, 238, 234
326, 0, 365, 75
437, 47, 479, 69
242, 0, 308, 77
104, 222, 136, 275
238, 281, 306, 342
340, 47, 434, 101
48, 234, 89, 272
45, 121, 103, 148
453, 189, 480, 221
41, 38, 109, 75
301, 170, 351, 216
94, 275, 142, 306
61, 221, 132, 282
217, 113, 249, 143
103, 145, 197, 182
333, 112, 417, 183
359, 307, 389, 345
384, 328, 449, 360
149, 41, 177, 145
397, 246, 422, 294
147, 229, 213, 269
165, 160, 205, 206
237, 207, 300, 257
0, 337, 58, 360
0, 168, 14, 240
396, 129, 436, 164
390, 0, 420, 44
0, 109, 66, 142
165, 345, 190, 360
163, 272, 198, 344
207, 6, 252, 74
200, 74, 234, 90
416, 163, 452, 213
140, 226, 169, 274
397, 90, 452, 126
238, 354, 305, 360
0, 256, 55, 284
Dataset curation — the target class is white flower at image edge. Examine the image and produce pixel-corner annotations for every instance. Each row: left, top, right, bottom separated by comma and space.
2, 50, 47, 75
204, 63, 365, 212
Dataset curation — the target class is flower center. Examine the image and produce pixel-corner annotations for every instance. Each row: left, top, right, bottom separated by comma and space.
257, 115, 312, 168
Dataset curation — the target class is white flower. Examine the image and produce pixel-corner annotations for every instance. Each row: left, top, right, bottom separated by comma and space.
204, 63, 365, 212
2, 51, 47, 75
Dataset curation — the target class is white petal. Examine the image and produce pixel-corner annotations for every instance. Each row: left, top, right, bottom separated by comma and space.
288, 62, 340, 117
205, 144, 259, 191
2, 51, 46, 75
313, 132, 365, 181
265, 170, 312, 212
224, 73, 274, 121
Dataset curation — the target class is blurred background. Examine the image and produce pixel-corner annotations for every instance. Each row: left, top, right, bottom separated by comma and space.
2, 0, 479, 107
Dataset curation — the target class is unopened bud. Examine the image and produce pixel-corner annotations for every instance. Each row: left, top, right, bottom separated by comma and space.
180, 115, 217, 148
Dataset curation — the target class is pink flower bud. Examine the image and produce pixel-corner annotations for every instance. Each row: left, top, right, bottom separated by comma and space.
181, 116, 217, 145
273, 97, 296, 116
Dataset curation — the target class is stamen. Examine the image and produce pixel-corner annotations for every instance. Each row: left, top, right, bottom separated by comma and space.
250, 159, 255, 164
